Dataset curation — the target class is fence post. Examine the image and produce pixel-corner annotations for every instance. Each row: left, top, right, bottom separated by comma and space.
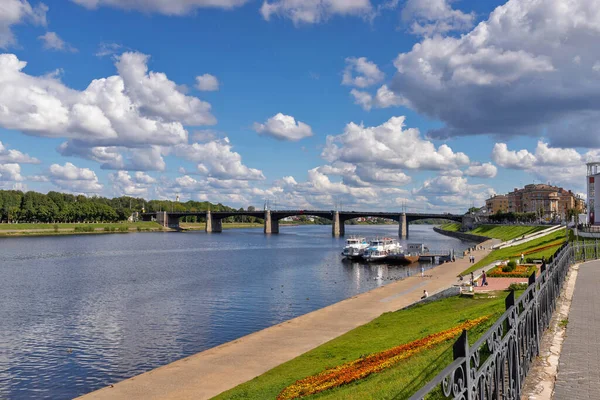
452, 330, 471, 400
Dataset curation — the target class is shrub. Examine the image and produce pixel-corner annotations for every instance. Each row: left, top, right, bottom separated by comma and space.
502, 260, 517, 273
74, 226, 94, 233
507, 282, 528, 291
104, 227, 110, 232
118, 226, 128, 232
53, 224, 59, 233
137, 226, 142, 232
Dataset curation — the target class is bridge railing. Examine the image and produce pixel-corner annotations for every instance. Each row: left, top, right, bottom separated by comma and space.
408, 241, 592, 400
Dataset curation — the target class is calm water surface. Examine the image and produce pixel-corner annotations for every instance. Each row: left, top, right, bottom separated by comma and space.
0, 224, 475, 399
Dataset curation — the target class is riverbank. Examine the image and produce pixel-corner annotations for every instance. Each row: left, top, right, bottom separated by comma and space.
0, 221, 282, 237
78, 238, 499, 400
0, 222, 164, 237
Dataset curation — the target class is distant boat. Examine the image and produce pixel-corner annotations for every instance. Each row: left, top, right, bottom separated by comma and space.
341, 236, 369, 260
362, 238, 402, 262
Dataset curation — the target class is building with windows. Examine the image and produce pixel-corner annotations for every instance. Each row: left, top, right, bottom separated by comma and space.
487, 183, 585, 222
485, 194, 509, 214
587, 162, 600, 224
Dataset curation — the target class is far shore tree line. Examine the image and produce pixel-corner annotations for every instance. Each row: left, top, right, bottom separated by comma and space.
0, 190, 239, 224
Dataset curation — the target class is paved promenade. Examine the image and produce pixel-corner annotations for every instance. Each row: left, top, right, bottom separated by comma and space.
78, 240, 498, 400
554, 260, 600, 399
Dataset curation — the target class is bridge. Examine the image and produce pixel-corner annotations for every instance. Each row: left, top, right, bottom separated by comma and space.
142, 210, 468, 238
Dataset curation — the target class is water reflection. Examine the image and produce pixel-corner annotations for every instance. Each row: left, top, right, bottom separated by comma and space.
0, 224, 474, 399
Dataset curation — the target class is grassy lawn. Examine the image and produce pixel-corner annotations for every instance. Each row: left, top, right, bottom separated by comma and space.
466, 225, 548, 241
439, 223, 548, 242
213, 294, 509, 400
460, 229, 567, 276
439, 222, 461, 231
0, 221, 160, 230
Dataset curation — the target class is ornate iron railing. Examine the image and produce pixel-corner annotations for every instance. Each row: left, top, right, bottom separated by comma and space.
409, 241, 597, 400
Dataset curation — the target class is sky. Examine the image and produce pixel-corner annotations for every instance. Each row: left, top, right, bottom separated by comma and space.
0, 0, 598, 213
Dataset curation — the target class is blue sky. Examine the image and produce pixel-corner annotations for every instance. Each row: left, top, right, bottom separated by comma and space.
0, 0, 598, 212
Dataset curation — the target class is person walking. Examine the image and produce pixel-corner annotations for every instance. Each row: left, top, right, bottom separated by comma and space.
481, 270, 487, 286
521, 253, 524, 263
421, 266, 425, 277
470, 272, 474, 286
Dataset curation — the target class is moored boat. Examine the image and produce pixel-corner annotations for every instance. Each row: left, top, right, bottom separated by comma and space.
341, 236, 369, 259
362, 237, 402, 262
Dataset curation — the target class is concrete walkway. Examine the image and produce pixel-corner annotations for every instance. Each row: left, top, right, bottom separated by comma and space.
554, 260, 600, 399
78, 239, 499, 400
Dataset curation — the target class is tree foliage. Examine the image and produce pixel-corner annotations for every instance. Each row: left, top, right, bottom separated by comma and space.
0, 190, 241, 224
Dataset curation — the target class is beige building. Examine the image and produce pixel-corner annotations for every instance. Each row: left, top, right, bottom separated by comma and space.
485, 194, 509, 214
491, 184, 584, 221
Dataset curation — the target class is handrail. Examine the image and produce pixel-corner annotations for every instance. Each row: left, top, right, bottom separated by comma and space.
409, 241, 592, 400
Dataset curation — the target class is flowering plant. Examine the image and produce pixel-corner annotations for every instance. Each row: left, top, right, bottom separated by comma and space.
277, 315, 491, 400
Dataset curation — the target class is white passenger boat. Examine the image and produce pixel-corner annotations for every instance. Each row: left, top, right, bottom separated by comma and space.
362, 237, 402, 262
341, 236, 369, 260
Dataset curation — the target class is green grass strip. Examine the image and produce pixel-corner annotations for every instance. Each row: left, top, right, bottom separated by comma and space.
212, 294, 508, 400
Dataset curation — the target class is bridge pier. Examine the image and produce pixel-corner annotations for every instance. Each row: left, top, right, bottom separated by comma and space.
156, 211, 180, 229
264, 210, 279, 234
332, 211, 345, 237
399, 213, 408, 239
205, 211, 222, 233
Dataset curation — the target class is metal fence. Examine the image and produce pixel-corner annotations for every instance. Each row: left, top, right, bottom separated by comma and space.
409, 241, 597, 400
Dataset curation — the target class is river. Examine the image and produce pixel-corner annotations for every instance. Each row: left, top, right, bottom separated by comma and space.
0, 224, 475, 399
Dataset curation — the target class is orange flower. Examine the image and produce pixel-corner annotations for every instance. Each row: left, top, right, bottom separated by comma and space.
277, 315, 491, 400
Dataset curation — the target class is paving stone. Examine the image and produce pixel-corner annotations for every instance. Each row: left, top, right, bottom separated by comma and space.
554, 261, 600, 400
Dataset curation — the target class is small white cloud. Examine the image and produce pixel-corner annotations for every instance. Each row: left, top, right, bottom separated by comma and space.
95, 42, 122, 57
253, 113, 313, 141
71, 0, 249, 15
0, 141, 39, 164
260, 0, 372, 25
0, 0, 48, 49
38, 31, 77, 52
402, 0, 475, 37
464, 162, 497, 178
342, 57, 384, 88
195, 73, 219, 91
49, 162, 103, 193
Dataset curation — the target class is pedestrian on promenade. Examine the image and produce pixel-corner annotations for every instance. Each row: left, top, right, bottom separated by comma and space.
421, 290, 428, 299
421, 266, 424, 277
481, 270, 487, 286
470, 272, 474, 286
472, 256, 476, 264
521, 253, 524, 263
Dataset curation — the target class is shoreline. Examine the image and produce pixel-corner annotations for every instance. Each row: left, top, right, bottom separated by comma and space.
78, 238, 498, 400
0, 222, 443, 238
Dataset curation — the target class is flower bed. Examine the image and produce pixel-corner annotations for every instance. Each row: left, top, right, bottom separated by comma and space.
277, 315, 491, 400
487, 264, 537, 278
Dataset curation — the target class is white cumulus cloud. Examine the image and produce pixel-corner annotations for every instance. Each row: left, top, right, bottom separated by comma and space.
402, 0, 475, 36
71, 0, 248, 15
195, 73, 219, 91
49, 162, 103, 193
253, 113, 313, 141
38, 31, 77, 52
389, 0, 600, 148
0, 141, 39, 164
342, 57, 384, 88
174, 138, 265, 180
260, 0, 372, 25
0, 0, 47, 48
322, 116, 470, 171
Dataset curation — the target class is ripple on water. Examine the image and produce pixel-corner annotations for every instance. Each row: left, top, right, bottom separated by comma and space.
0, 225, 476, 399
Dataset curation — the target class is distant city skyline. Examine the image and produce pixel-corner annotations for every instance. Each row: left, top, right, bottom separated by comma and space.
0, 0, 598, 212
